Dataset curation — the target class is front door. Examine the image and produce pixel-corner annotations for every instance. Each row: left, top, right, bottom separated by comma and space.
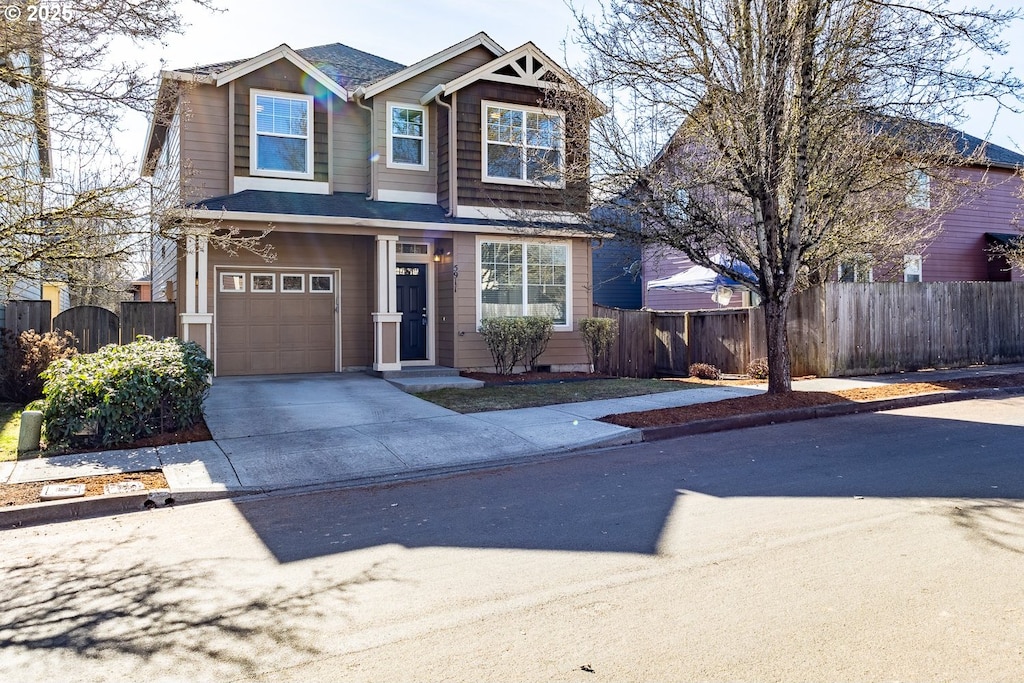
396, 263, 427, 361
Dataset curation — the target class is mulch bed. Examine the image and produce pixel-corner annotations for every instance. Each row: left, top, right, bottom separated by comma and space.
1, 471, 169, 507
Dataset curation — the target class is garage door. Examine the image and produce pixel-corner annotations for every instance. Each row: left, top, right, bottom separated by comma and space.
216, 269, 337, 376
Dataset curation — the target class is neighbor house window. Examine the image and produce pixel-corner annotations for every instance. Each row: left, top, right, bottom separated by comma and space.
903, 255, 923, 282
838, 256, 874, 283
387, 103, 427, 170
482, 101, 563, 186
251, 90, 314, 178
907, 169, 930, 209
479, 240, 570, 326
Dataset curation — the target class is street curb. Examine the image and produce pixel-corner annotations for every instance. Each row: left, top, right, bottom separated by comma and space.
3, 385, 1021, 527
0, 485, 254, 529
638, 385, 1024, 442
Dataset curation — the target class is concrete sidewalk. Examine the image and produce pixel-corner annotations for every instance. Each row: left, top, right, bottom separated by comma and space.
3, 363, 1024, 526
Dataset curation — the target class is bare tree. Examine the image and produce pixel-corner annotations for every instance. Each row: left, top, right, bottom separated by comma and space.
571, 0, 1021, 392
0, 0, 271, 298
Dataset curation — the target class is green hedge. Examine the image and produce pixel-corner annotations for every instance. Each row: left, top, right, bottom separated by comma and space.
40, 336, 213, 449
479, 316, 554, 375
579, 317, 618, 370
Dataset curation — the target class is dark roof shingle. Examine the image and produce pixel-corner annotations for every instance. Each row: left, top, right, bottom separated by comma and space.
175, 42, 406, 90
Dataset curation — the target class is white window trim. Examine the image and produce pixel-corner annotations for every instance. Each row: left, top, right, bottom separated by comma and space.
386, 102, 428, 171
475, 236, 573, 331
903, 254, 923, 283
310, 273, 334, 293
251, 272, 276, 292
481, 100, 565, 188
250, 88, 315, 180
219, 272, 246, 293
907, 169, 931, 209
281, 273, 305, 292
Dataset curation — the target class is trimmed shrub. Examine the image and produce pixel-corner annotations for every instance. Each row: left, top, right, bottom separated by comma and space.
479, 316, 555, 374
747, 357, 770, 380
480, 317, 528, 375
688, 362, 722, 380
579, 317, 618, 371
0, 329, 78, 404
40, 336, 213, 449
521, 316, 554, 371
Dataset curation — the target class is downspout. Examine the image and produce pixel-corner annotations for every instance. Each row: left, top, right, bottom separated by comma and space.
433, 90, 456, 217
353, 92, 374, 200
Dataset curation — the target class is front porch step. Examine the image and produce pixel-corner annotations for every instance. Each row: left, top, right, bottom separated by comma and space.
386, 376, 484, 393
374, 366, 462, 380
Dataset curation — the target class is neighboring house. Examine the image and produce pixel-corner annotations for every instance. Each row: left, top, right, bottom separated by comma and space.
591, 205, 642, 309
0, 47, 55, 329
641, 129, 1024, 311
142, 33, 603, 376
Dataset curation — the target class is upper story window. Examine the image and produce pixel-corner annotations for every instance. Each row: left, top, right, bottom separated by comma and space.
387, 103, 428, 170
251, 89, 314, 179
482, 101, 563, 187
906, 169, 930, 209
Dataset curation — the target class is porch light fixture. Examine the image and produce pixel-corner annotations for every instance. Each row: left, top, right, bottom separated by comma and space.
434, 248, 444, 263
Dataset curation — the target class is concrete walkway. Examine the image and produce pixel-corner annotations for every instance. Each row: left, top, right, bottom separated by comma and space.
3, 363, 1024, 525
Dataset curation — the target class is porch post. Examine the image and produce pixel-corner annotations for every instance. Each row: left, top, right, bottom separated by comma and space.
373, 234, 402, 371
180, 235, 213, 353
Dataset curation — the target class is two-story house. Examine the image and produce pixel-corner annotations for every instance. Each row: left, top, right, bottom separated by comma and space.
142, 33, 603, 376
640, 129, 1024, 311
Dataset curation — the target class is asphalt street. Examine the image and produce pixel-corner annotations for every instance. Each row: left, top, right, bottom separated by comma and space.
1, 395, 1023, 682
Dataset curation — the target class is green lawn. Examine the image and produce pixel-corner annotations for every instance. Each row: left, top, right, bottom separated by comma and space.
415, 377, 696, 413
0, 403, 22, 462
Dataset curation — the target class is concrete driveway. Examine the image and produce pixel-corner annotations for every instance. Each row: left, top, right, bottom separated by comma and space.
201, 373, 666, 490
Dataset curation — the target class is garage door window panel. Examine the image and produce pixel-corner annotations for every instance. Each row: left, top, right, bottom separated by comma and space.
251, 273, 276, 292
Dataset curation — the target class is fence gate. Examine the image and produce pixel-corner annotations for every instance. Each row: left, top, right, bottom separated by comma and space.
53, 306, 120, 353
120, 302, 176, 344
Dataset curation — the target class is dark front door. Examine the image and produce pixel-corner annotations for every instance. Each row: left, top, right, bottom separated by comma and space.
396, 263, 427, 361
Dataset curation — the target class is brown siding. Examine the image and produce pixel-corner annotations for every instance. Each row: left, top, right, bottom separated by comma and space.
233, 59, 335, 183
372, 45, 496, 201
204, 229, 374, 369
332, 98, 370, 194
435, 237, 455, 366
452, 233, 591, 371
180, 84, 229, 201
455, 81, 589, 214
437, 102, 450, 210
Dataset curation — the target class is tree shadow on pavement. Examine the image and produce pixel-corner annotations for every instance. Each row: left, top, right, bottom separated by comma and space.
0, 538, 391, 680
234, 406, 1024, 563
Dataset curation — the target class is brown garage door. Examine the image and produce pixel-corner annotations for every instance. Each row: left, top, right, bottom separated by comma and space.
216, 269, 337, 376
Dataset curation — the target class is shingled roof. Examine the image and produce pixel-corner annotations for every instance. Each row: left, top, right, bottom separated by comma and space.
177, 42, 406, 90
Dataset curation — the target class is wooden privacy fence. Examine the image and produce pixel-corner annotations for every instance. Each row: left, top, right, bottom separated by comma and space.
595, 281, 1024, 378
4, 301, 177, 353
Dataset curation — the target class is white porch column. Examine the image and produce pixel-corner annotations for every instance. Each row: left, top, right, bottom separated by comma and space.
373, 234, 402, 371
180, 235, 213, 352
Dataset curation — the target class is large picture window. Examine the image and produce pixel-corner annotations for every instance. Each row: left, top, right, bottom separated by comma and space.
387, 103, 427, 170
482, 102, 563, 186
251, 90, 313, 178
479, 240, 570, 326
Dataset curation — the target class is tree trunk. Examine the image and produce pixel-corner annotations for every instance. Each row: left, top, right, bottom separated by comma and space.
763, 297, 792, 394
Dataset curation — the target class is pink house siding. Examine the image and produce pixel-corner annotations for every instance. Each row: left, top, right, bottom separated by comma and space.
916, 167, 1024, 282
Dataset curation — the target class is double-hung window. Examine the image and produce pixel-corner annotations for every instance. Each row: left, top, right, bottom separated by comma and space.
482, 101, 563, 186
479, 240, 570, 327
251, 90, 314, 179
387, 103, 427, 170
906, 169, 930, 209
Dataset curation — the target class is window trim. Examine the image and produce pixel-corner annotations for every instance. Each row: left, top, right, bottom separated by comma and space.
838, 257, 874, 283
386, 102, 428, 171
250, 273, 277, 292
481, 100, 565, 188
219, 272, 246, 293
907, 169, 931, 209
476, 237, 573, 331
281, 273, 305, 293
903, 254, 923, 283
249, 88, 315, 180
309, 273, 334, 293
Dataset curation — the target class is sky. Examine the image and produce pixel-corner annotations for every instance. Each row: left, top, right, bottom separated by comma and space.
119, 0, 1024, 166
